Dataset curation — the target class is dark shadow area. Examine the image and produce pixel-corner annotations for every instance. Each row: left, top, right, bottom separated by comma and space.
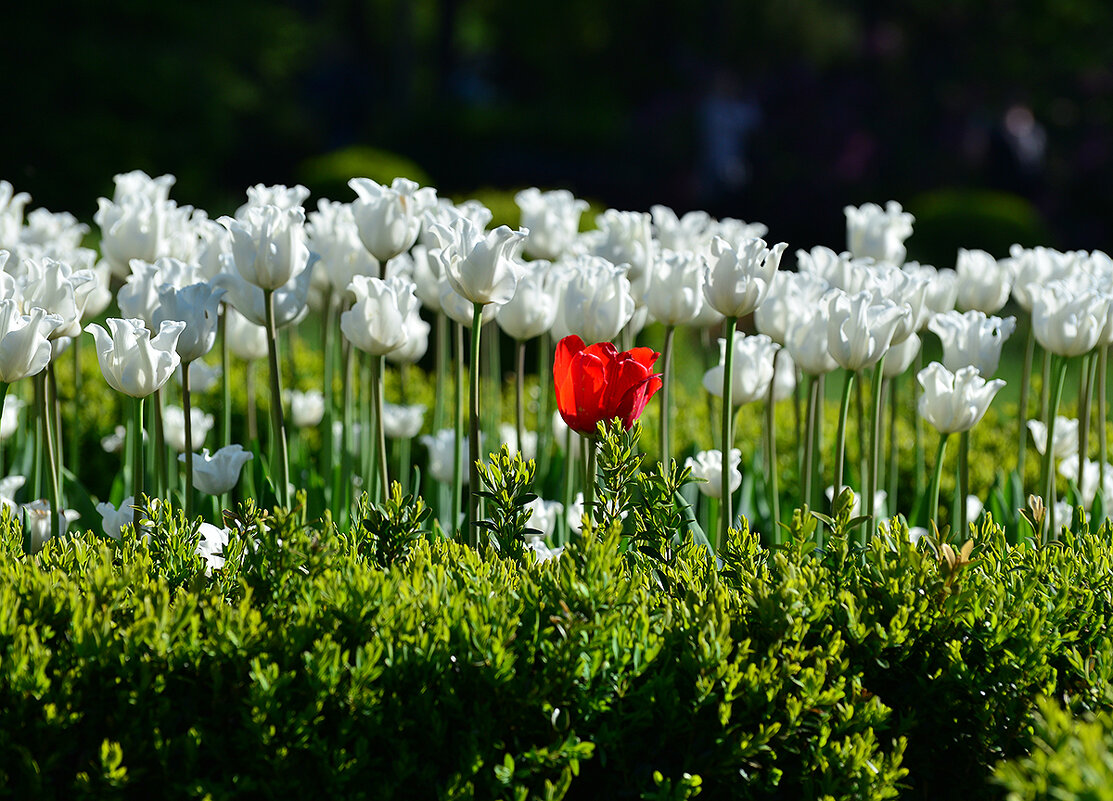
4, 0, 1113, 257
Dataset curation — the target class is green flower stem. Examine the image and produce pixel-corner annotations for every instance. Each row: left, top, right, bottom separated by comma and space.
245, 362, 258, 442
660, 324, 676, 470
152, 389, 166, 501
337, 341, 354, 524
48, 364, 62, 490
913, 349, 925, 498
376, 356, 389, 500
32, 376, 41, 499
583, 433, 597, 527
865, 357, 886, 545
68, 337, 81, 477
321, 292, 336, 507
452, 322, 465, 539
1017, 326, 1035, 480
0, 381, 8, 476
484, 320, 501, 451
398, 367, 412, 495
1100, 345, 1109, 491
262, 288, 291, 509
793, 365, 803, 471
1041, 355, 1069, 542
560, 430, 576, 546
1078, 352, 1097, 503
132, 395, 144, 532
433, 313, 448, 432
803, 373, 821, 513
182, 360, 195, 520
958, 430, 970, 535
1039, 347, 1051, 421
718, 317, 738, 553
765, 352, 780, 537
834, 369, 856, 508
855, 368, 867, 493
468, 303, 484, 546
515, 339, 527, 465
707, 496, 719, 548
220, 309, 232, 451
537, 332, 553, 482
360, 354, 371, 487
887, 375, 900, 514
929, 432, 950, 534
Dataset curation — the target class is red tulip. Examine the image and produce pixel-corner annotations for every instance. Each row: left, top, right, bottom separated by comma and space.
554, 335, 663, 437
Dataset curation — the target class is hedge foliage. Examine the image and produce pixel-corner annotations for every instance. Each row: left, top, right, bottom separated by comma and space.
4, 453, 1113, 799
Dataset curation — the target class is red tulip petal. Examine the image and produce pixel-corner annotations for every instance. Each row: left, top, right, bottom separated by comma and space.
599, 353, 651, 421
566, 350, 608, 434
624, 346, 660, 371
615, 373, 663, 430
554, 335, 586, 428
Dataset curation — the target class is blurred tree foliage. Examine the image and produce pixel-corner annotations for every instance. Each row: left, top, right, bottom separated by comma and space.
4, 0, 1113, 254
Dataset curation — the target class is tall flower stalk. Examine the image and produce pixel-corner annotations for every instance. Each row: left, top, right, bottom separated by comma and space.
262, 288, 290, 508
659, 325, 676, 469
468, 302, 484, 540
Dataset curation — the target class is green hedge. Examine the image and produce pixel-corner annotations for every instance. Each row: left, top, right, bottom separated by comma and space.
4, 482, 1113, 799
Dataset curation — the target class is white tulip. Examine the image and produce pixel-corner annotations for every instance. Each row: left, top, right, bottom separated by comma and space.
826, 290, 908, 372
85, 318, 184, 398
164, 405, 214, 452
645, 249, 705, 326
702, 333, 777, 406
341, 275, 418, 356
917, 363, 1005, 435
497, 265, 558, 341
349, 177, 436, 263
928, 310, 1016, 376
516, 188, 588, 260
684, 449, 742, 499
1027, 418, 1079, 463
844, 200, 914, 265
703, 236, 787, 318
180, 445, 254, 495
955, 249, 1011, 314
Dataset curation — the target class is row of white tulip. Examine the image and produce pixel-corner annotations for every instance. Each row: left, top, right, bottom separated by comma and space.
0, 173, 1106, 556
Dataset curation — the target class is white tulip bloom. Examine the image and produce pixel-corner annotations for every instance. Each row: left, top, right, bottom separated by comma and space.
181, 445, 254, 495
516, 188, 588, 260
430, 217, 526, 306
703, 236, 787, 318
382, 403, 426, 440
702, 333, 777, 406
685, 449, 742, 499
1030, 281, 1109, 357
85, 318, 184, 398
340, 275, 418, 356
645, 249, 705, 327
552, 255, 635, 343
285, 389, 325, 428
153, 282, 226, 364
349, 177, 436, 263
916, 362, 1005, 435
928, 310, 1016, 376
844, 200, 914, 265
497, 266, 557, 341
1027, 418, 1080, 463
826, 290, 908, 372
955, 248, 1011, 314
164, 405, 214, 452
220, 204, 312, 291
0, 301, 63, 382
